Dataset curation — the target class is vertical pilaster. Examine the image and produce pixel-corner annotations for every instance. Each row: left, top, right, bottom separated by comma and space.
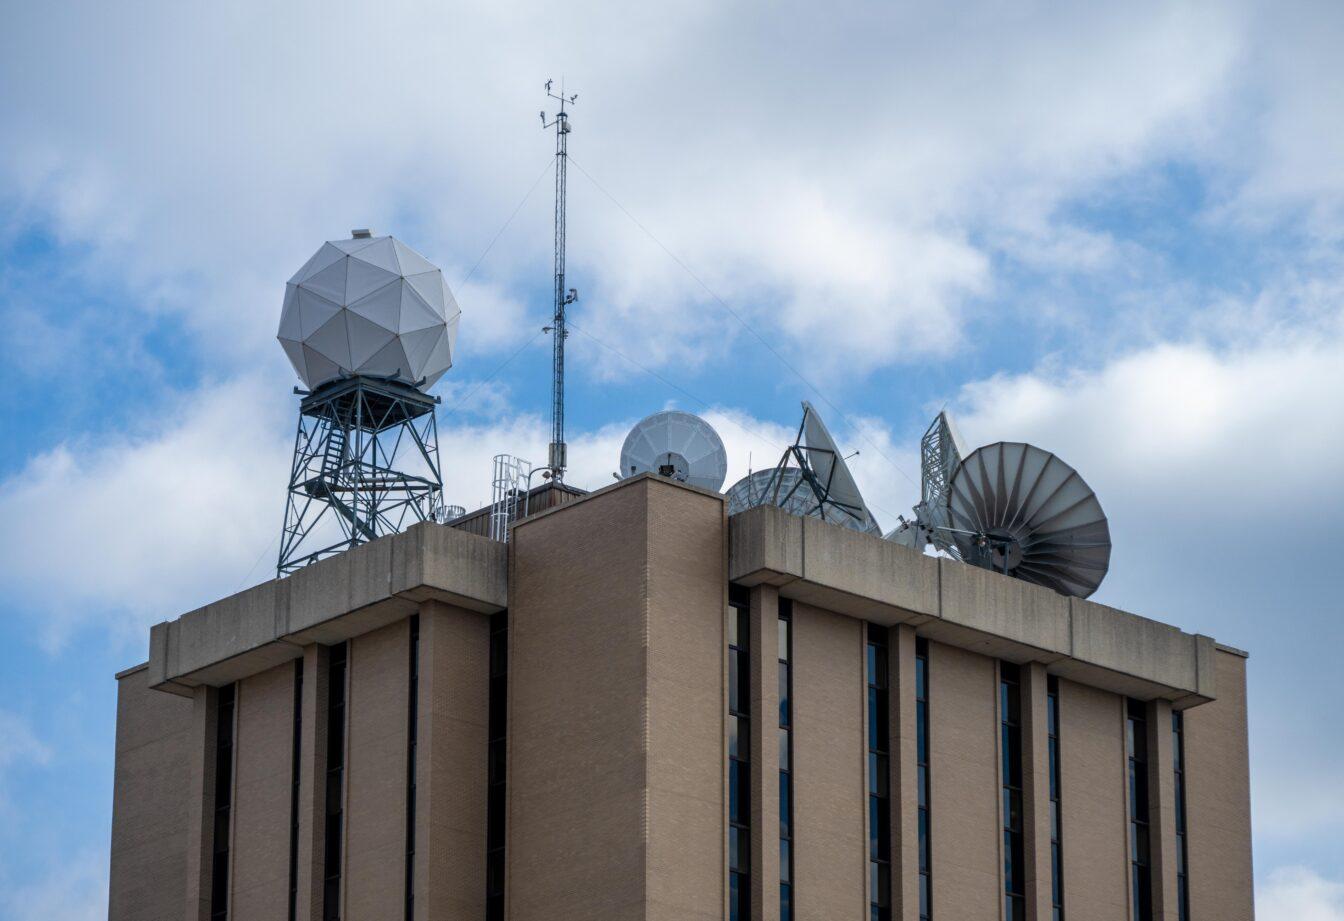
414, 600, 491, 921
889, 625, 920, 921
185, 686, 219, 921
749, 585, 781, 921
1021, 663, 1053, 921
1149, 699, 1179, 921
293, 645, 329, 921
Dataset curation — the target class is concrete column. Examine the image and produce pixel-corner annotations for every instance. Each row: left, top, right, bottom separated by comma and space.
748, 585, 781, 921
184, 686, 220, 921
293, 644, 329, 921
791, 603, 867, 919
1184, 649, 1253, 921
343, 619, 411, 919
1021, 663, 1053, 921
888, 625, 920, 921
414, 600, 490, 921
231, 663, 299, 920
1148, 699, 1179, 921
928, 642, 1000, 918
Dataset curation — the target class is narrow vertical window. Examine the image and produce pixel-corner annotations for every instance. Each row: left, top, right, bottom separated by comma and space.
1173, 711, 1189, 921
1048, 677, 1063, 921
405, 615, 420, 920
866, 624, 891, 921
779, 601, 794, 921
1000, 663, 1025, 921
323, 643, 348, 921
728, 586, 751, 921
916, 637, 931, 921
486, 613, 508, 921
288, 661, 304, 921
1127, 699, 1152, 921
211, 683, 237, 921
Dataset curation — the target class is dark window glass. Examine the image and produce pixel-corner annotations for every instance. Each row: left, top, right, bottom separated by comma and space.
1048, 677, 1064, 919
867, 624, 892, 921
322, 643, 347, 921
211, 683, 236, 921
916, 638, 931, 921
1000, 663, 1025, 910
1127, 699, 1152, 921
779, 602, 794, 913
728, 590, 752, 921
1173, 711, 1190, 921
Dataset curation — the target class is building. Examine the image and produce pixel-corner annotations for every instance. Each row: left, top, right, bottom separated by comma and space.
108, 473, 1254, 921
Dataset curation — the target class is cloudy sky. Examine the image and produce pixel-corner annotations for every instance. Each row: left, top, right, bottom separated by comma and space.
1, 0, 1342, 917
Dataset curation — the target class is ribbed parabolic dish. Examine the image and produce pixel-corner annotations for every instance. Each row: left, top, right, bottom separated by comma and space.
620, 410, 728, 491
947, 442, 1111, 598
277, 235, 461, 392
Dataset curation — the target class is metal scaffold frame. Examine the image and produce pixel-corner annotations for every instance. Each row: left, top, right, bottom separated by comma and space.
278, 376, 443, 575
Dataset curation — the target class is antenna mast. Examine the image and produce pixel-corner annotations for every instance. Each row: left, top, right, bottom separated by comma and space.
541, 79, 578, 481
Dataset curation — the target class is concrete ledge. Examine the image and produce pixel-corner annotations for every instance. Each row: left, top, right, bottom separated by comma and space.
148, 522, 506, 692
729, 506, 1221, 706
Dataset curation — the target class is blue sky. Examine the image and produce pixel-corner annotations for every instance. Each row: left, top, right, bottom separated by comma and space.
1, 0, 1343, 917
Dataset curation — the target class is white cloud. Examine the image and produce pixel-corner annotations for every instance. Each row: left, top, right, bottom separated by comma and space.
4, 0, 1315, 381
1259, 867, 1344, 921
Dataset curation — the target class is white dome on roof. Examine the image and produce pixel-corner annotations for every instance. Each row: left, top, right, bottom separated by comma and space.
277, 233, 461, 392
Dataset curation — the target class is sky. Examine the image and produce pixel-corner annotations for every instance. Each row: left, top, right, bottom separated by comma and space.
0, 0, 1341, 917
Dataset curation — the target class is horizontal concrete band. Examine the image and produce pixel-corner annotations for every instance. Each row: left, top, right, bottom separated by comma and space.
147, 480, 1221, 709
728, 505, 1219, 708
148, 522, 506, 695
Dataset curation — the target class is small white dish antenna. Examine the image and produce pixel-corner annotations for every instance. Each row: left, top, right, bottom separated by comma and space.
620, 410, 728, 492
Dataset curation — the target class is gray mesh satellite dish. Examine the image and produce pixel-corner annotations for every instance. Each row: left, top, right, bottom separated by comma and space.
620, 410, 728, 491
277, 232, 461, 392
947, 442, 1111, 598
731, 402, 880, 534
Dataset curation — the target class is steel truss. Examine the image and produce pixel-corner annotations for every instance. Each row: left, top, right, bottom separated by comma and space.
278, 376, 442, 576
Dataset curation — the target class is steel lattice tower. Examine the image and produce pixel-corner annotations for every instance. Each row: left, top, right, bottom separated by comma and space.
542, 80, 578, 480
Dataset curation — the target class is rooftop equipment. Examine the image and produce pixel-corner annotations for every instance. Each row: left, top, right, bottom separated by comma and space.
727, 401, 881, 535
620, 410, 728, 492
541, 79, 579, 481
275, 231, 460, 575
889, 411, 1112, 598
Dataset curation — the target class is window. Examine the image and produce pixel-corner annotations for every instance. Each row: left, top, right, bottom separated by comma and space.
728, 587, 751, 921
780, 602, 795, 921
1173, 711, 1190, 921
323, 643, 348, 921
867, 624, 891, 921
405, 615, 420, 920
1127, 699, 1152, 921
916, 638, 931, 921
1048, 677, 1064, 921
1000, 664, 1025, 921
486, 613, 508, 921
288, 661, 303, 921
211, 683, 237, 921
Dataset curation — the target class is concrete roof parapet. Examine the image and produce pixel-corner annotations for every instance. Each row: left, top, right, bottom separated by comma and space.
147, 522, 507, 693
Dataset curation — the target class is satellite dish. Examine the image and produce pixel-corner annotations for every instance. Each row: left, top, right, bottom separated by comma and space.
620, 410, 728, 492
946, 442, 1111, 598
731, 402, 880, 534
888, 411, 967, 557
277, 232, 461, 392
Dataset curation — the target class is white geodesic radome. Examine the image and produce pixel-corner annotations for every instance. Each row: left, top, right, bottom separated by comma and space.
278, 234, 461, 392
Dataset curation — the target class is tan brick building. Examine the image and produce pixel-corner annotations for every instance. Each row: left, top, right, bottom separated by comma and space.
109, 474, 1253, 921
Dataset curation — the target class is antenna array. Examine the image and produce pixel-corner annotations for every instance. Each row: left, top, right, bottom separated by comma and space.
541, 80, 579, 481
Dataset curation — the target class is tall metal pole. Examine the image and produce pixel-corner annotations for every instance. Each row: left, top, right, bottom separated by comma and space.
542, 80, 577, 480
